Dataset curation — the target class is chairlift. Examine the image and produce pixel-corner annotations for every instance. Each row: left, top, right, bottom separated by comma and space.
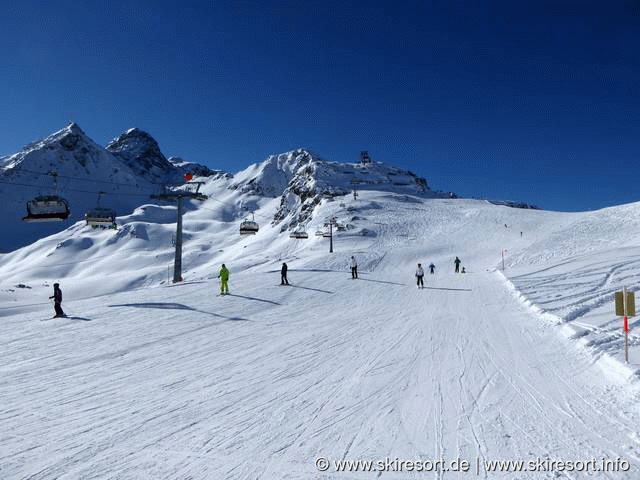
320, 217, 338, 237
23, 196, 70, 222
182, 177, 208, 201
23, 171, 70, 222
289, 229, 309, 239
240, 213, 259, 235
85, 193, 117, 228
315, 230, 324, 236
85, 207, 117, 228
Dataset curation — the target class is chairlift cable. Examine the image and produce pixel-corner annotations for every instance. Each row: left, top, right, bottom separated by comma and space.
0, 179, 152, 198
11, 167, 156, 189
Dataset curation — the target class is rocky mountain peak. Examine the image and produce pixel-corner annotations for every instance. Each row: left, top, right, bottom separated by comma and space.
105, 128, 173, 182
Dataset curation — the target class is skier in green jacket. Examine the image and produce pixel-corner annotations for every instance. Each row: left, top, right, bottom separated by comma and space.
218, 264, 230, 295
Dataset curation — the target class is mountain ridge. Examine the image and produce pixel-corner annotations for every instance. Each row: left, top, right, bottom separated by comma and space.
231, 147, 457, 232
1, 124, 536, 253
0, 123, 224, 252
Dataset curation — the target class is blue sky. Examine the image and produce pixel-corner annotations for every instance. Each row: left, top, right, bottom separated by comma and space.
1, 1, 639, 212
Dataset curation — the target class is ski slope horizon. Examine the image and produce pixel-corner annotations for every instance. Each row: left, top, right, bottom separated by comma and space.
2, 189, 640, 478
1, 122, 538, 254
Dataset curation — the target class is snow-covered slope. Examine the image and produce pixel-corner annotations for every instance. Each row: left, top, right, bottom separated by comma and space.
1, 188, 640, 478
1, 190, 640, 479
0, 124, 225, 253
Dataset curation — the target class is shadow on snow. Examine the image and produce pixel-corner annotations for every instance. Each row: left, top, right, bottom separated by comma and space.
287, 284, 334, 294
422, 286, 473, 292
224, 294, 281, 305
108, 302, 251, 322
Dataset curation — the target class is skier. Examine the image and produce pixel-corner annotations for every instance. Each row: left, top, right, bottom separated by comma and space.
415, 263, 424, 289
281, 262, 289, 285
454, 256, 461, 273
49, 283, 65, 318
429, 263, 435, 274
218, 264, 230, 295
350, 256, 358, 279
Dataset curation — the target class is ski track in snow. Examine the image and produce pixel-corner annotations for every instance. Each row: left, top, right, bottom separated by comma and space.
1, 193, 640, 478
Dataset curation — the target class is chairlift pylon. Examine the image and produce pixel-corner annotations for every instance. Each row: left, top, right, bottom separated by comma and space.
23, 171, 71, 222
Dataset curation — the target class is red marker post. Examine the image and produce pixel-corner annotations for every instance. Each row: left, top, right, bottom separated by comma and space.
624, 315, 629, 363
616, 288, 634, 364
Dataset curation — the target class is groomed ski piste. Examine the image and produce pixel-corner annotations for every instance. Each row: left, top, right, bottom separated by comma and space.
2, 188, 640, 479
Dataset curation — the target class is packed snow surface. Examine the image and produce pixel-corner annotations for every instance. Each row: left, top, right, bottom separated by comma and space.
1, 191, 640, 479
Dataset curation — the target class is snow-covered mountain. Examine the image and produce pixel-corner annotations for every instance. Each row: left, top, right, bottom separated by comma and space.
4, 123, 548, 255
105, 128, 225, 184
0, 124, 226, 253
1, 129, 459, 252
231, 148, 455, 231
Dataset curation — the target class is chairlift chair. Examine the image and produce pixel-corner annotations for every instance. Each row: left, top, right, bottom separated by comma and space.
23, 196, 70, 222
85, 192, 117, 228
85, 207, 117, 229
239, 213, 259, 235
289, 229, 309, 239
23, 170, 71, 222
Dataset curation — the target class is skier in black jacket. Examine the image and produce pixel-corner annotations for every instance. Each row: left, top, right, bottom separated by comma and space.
49, 283, 65, 318
281, 262, 289, 285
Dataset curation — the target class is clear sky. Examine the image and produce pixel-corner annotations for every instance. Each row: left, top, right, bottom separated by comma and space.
1, 1, 639, 212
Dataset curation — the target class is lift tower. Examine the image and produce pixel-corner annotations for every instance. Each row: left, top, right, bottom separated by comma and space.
151, 178, 207, 283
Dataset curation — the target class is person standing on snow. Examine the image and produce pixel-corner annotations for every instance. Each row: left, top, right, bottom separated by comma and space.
49, 283, 65, 318
218, 264, 230, 295
281, 262, 289, 285
416, 263, 425, 289
429, 263, 435, 274
350, 256, 358, 279
454, 256, 462, 273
